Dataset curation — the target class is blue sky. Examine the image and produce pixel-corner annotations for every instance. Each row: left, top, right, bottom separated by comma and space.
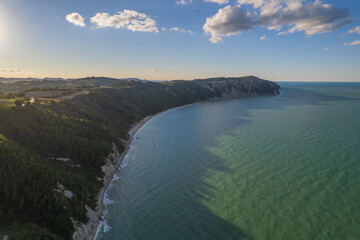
0, 0, 359, 81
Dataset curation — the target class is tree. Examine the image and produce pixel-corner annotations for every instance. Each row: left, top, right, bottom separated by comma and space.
6, 208, 16, 221
0, 206, 5, 219
15, 100, 22, 107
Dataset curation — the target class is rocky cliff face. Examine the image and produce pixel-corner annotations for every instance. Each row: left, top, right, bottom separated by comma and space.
73, 143, 123, 240
194, 76, 281, 98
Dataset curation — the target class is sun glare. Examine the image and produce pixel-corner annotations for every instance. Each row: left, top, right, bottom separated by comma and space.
0, 13, 4, 43
0, 25, 4, 43
0, 7, 8, 44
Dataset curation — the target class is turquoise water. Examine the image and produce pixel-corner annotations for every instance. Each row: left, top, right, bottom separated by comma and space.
96, 83, 360, 240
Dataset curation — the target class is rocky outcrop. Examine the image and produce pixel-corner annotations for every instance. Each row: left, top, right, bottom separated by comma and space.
72, 116, 154, 240
73, 143, 123, 240
72, 205, 100, 240
195, 76, 281, 98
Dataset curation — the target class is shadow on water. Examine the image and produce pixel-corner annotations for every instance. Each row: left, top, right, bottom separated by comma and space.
99, 85, 359, 240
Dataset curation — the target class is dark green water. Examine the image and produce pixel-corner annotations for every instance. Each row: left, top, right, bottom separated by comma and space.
96, 83, 360, 240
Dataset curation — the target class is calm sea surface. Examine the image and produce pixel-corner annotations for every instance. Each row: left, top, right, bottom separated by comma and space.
96, 82, 360, 240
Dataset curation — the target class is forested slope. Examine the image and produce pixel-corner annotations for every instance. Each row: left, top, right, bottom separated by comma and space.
0, 77, 280, 239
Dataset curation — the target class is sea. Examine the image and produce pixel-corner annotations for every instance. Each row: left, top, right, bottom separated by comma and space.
96, 82, 360, 240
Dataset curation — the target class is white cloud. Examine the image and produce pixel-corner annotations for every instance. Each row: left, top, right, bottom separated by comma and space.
238, 0, 265, 9
260, 35, 266, 40
90, 10, 158, 32
203, 5, 254, 43
344, 40, 360, 46
152, 68, 160, 72
347, 26, 360, 34
204, 0, 229, 4
176, 0, 192, 5
324, 47, 329, 50
0, 69, 22, 73
267, 1, 351, 36
238, 0, 303, 15
66, 13, 86, 27
204, 1, 351, 43
170, 27, 195, 35
239, 0, 352, 36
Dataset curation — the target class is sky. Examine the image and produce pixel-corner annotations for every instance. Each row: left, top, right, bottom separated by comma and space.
0, 0, 359, 82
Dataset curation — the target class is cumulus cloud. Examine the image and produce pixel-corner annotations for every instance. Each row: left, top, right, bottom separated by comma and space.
204, 0, 352, 42
66, 13, 86, 27
240, 0, 352, 36
347, 26, 360, 34
203, 5, 254, 43
238, 0, 302, 15
176, 0, 192, 5
238, 0, 265, 9
344, 40, 360, 46
264, 1, 351, 36
204, 0, 229, 4
260, 35, 266, 40
90, 10, 158, 32
169, 27, 195, 35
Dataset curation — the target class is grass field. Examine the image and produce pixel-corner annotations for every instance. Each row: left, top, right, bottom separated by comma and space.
0, 99, 17, 108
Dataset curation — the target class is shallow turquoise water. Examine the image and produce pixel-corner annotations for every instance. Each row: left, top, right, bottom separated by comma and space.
96, 82, 360, 240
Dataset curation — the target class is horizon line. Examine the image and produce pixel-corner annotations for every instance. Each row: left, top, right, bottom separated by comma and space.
1, 76, 360, 83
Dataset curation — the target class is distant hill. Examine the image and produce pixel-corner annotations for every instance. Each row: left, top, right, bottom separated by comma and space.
0, 76, 143, 84
72, 77, 144, 87
0, 77, 40, 83
0, 77, 146, 94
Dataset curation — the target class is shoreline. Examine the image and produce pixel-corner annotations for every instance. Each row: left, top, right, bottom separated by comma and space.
76, 91, 280, 240
88, 103, 197, 240
90, 115, 155, 240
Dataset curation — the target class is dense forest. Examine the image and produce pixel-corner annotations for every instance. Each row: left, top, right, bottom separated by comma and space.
0, 77, 280, 239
